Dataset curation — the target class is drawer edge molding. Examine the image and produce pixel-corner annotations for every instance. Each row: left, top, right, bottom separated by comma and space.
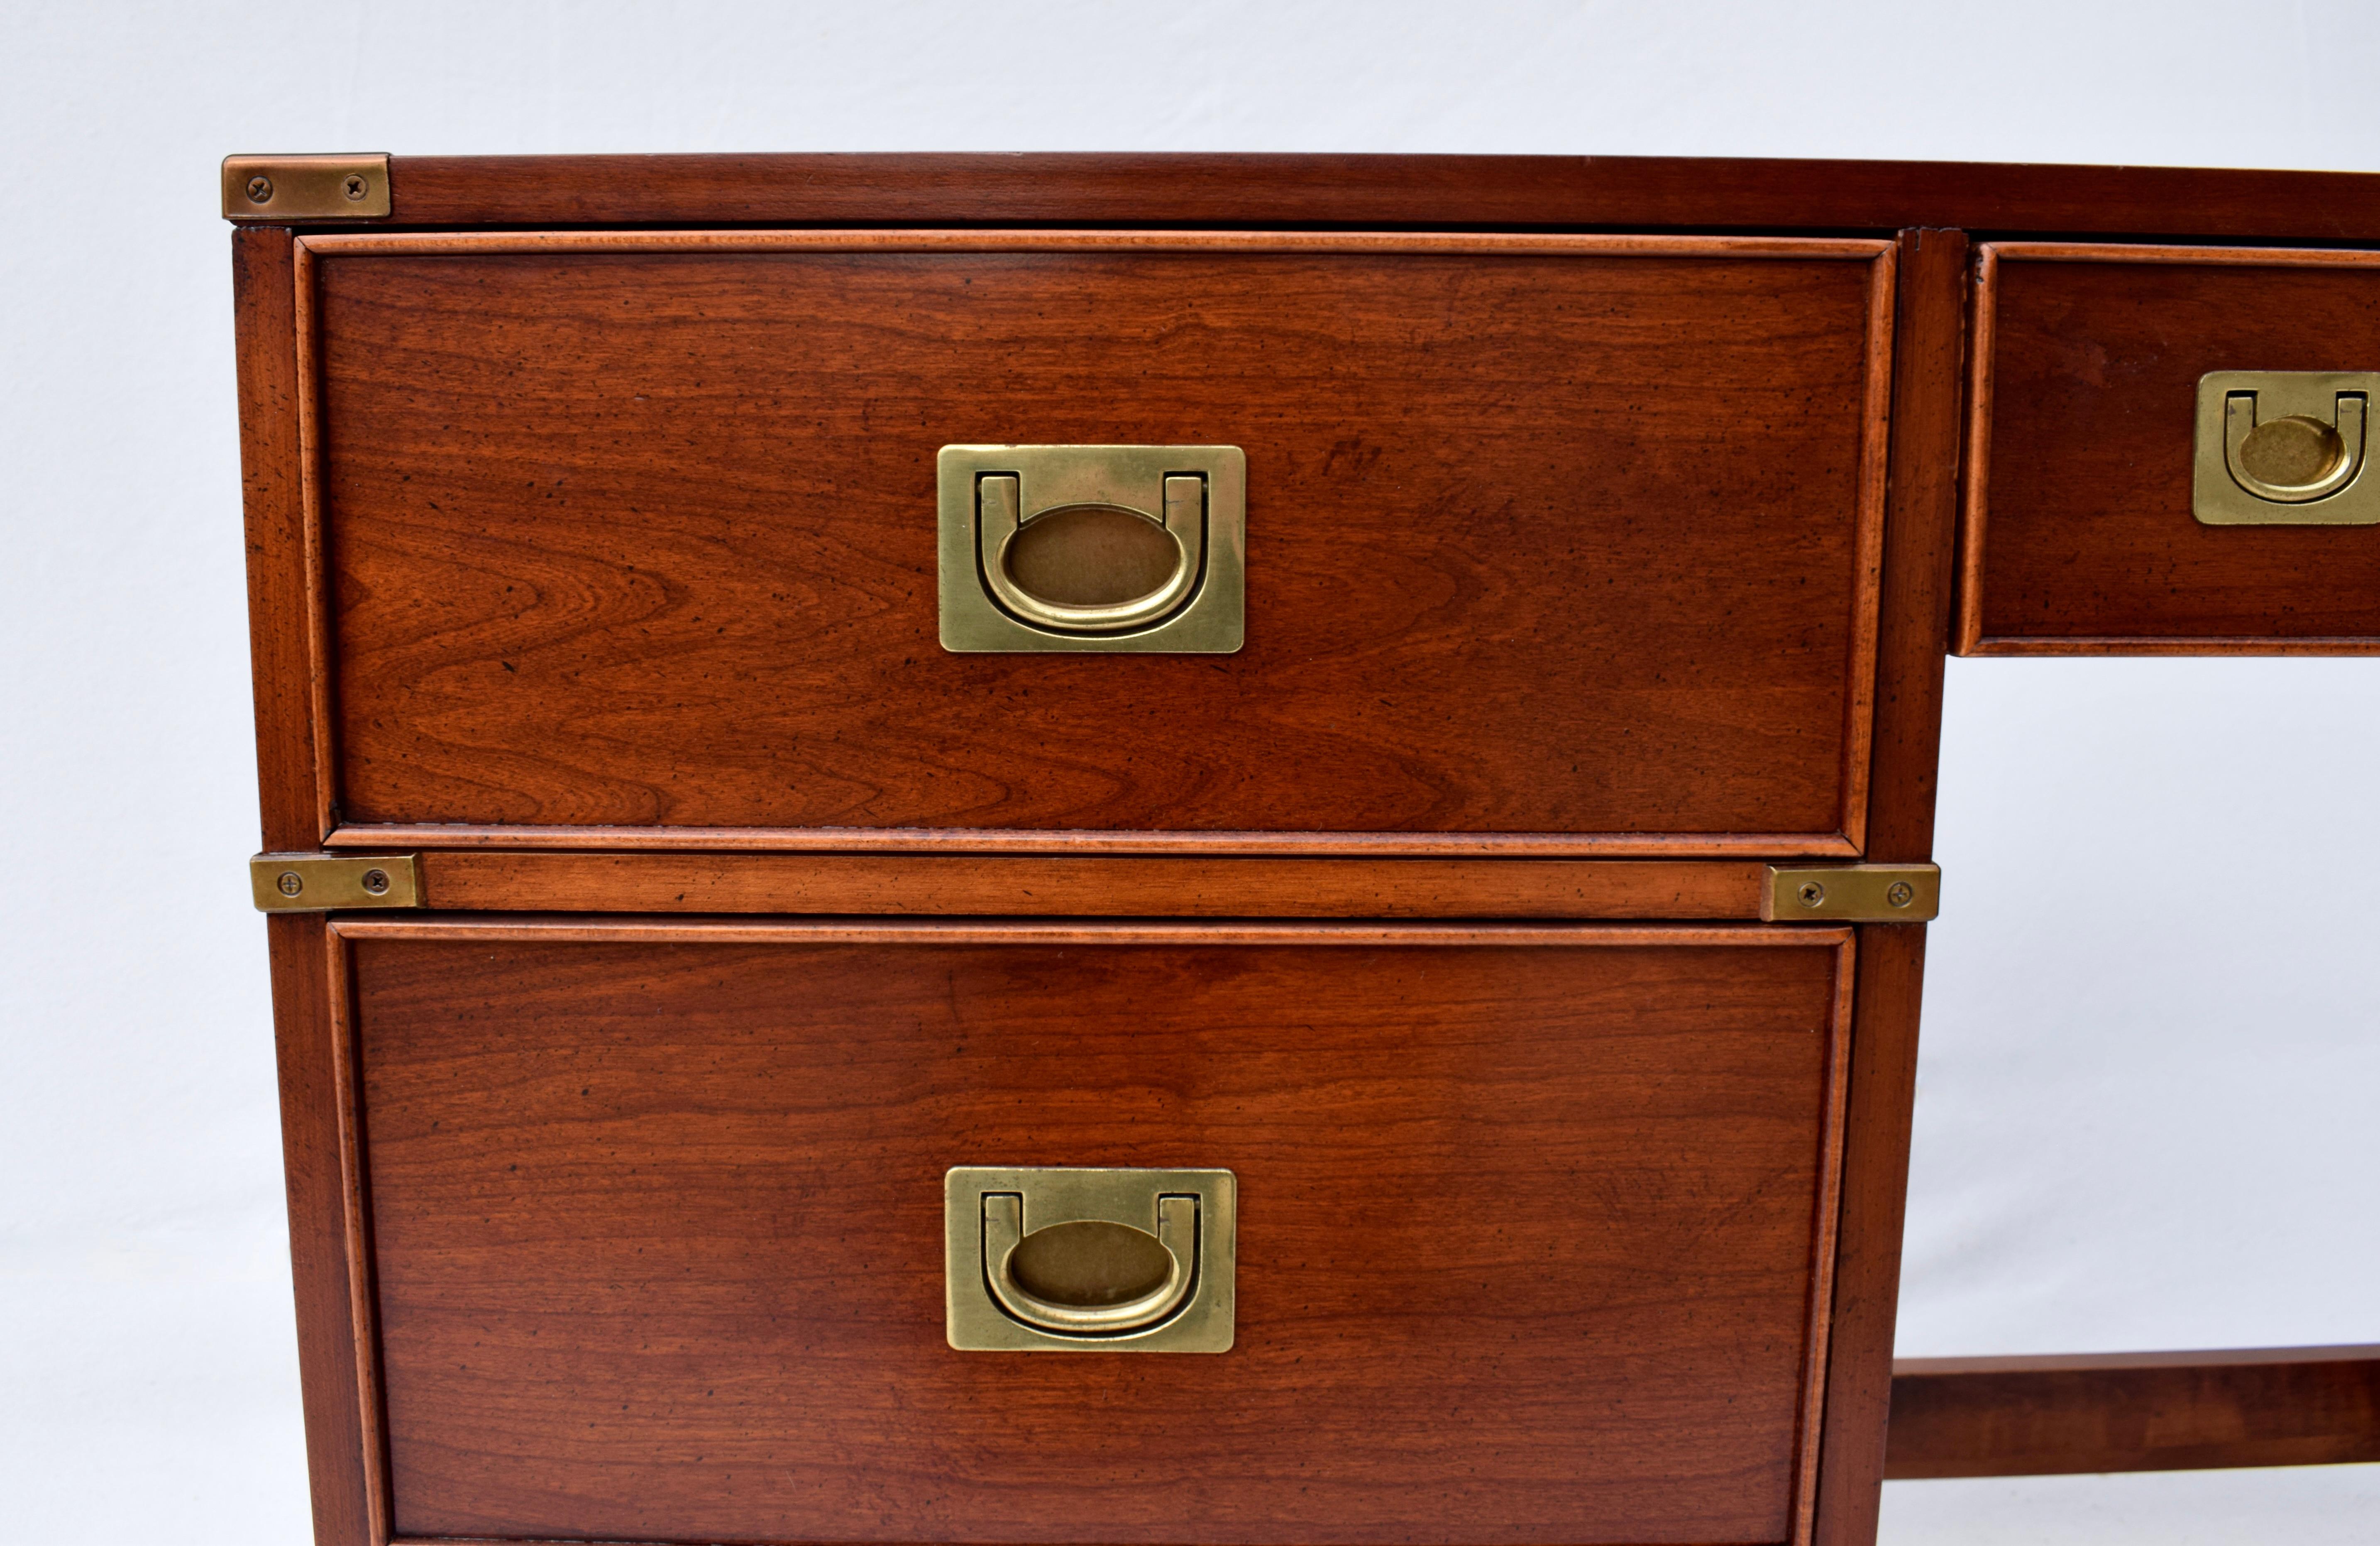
325, 824, 1868, 859
293, 230, 1895, 848
325, 915, 1856, 948
297, 227, 1897, 261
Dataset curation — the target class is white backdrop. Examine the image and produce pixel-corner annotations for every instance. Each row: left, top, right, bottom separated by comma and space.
2, 2, 2375, 1541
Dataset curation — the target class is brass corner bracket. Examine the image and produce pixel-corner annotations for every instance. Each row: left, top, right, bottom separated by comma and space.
221, 154, 391, 222
1763, 863, 1940, 923
251, 853, 421, 913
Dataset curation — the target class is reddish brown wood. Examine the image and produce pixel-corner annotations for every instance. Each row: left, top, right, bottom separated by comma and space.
1812, 924, 1928, 1546
1809, 228, 1967, 1546
266, 914, 375, 1546
1886, 1346, 2380, 1478
1952, 249, 1999, 657
1972, 242, 2380, 269
345, 921, 1851, 1544
334, 821, 1861, 859
1792, 937, 1861, 1544
308, 229, 1891, 260
233, 228, 324, 849
365, 153, 2380, 244
416, 850, 1769, 917
227, 156, 2380, 1546
337, 916, 1848, 949
1961, 243, 2380, 653
288, 243, 345, 835
305, 232, 1890, 848
1858, 230, 1969, 862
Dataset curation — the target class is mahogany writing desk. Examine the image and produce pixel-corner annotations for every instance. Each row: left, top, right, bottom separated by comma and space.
225, 152, 2380, 1546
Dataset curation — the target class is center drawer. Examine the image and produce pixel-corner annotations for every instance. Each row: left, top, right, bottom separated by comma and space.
301, 231, 1894, 855
339, 919, 1852, 1546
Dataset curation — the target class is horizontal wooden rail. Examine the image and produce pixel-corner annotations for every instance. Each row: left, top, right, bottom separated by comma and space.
403, 851, 1774, 920
1886, 1346, 2380, 1478
369, 153, 2380, 244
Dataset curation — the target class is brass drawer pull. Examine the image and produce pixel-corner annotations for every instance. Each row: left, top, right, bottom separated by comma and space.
938, 445, 1246, 652
945, 1166, 1236, 1352
2196, 372, 2378, 525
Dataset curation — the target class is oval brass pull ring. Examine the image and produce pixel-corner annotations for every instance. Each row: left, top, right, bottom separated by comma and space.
981, 1193, 1197, 1336
2225, 392, 2366, 504
977, 473, 1206, 634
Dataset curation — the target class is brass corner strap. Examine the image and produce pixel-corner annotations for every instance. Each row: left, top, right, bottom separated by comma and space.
221, 154, 391, 221
1763, 863, 1940, 923
251, 853, 421, 913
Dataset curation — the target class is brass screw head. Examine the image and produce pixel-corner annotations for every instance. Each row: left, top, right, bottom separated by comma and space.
245, 174, 274, 204
1796, 881, 1826, 909
361, 868, 391, 895
1886, 880, 1916, 908
276, 871, 303, 896
342, 173, 368, 201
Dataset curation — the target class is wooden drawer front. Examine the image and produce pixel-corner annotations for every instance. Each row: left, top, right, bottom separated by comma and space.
343, 920, 1851, 1545
1961, 244, 2380, 653
304, 232, 1892, 854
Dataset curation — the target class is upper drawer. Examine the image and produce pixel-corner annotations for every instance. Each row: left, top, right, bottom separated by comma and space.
1959, 244, 2380, 654
301, 232, 1894, 854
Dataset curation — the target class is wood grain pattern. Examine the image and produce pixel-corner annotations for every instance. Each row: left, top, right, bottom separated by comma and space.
306, 232, 1890, 850
368, 153, 2380, 244
345, 922, 1852, 1544
233, 228, 324, 849
330, 821, 1862, 859
1886, 1346, 2380, 1478
1960, 242, 2380, 653
334, 916, 1850, 949
1792, 937, 1860, 1546
1809, 229, 1967, 1546
265, 914, 375, 1546
416, 850, 1771, 917
305, 229, 1893, 261
290, 241, 347, 837
320, 928, 391, 1541
1857, 230, 1967, 864
1952, 247, 2001, 658
1811, 924, 1928, 1546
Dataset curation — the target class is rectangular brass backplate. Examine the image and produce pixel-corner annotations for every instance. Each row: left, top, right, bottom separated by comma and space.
2194, 371, 2377, 526
938, 445, 1246, 652
946, 1166, 1236, 1352
250, 853, 421, 912
1764, 864, 1940, 923
221, 154, 392, 221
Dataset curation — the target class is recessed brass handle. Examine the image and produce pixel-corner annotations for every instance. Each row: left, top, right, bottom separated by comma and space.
981, 1192, 1198, 1336
2194, 372, 2380, 526
944, 1166, 1235, 1352
937, 446, 1246, 653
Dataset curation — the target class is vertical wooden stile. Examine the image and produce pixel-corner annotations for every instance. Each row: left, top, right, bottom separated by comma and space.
240, 225, 379, 1546
1811, 226, 1969, 1546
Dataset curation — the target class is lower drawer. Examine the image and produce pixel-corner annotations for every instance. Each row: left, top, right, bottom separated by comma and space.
340, 919, 1853, 1545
